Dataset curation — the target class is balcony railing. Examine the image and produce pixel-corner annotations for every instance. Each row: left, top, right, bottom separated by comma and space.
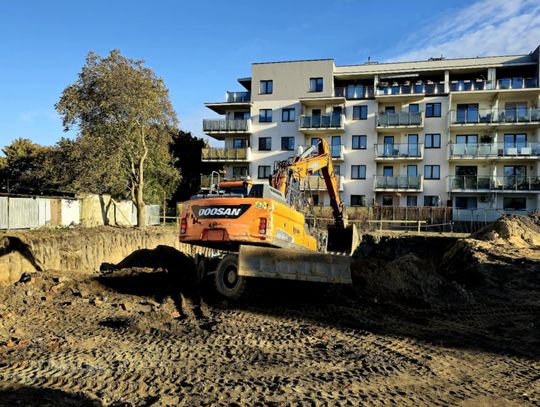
225, 91, 251, 103
201, 147, 251, 162
334, 85, 374, 99
301, 175, 344, 192
376, 112, 422, 127
449, 176, 540, 191
450, 108, 540, 125
496, 77, 538, 90
449, 142, 540, 158
374, 143, 424, 159
374, 175, 423, 190
376, 82, 445, 96
203, 119, 250, 133
299, 114, 344, 129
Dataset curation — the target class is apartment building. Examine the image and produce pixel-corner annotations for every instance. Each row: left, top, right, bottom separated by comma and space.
201, 46, 540, 220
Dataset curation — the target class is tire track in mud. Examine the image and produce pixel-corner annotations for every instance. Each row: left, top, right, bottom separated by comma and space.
1, 279, 539, 405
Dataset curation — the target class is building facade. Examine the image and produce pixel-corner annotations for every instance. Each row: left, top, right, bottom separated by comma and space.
201, 47, 540, 221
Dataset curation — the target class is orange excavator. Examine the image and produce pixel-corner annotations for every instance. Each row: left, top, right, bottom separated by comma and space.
180, 139, 356, 298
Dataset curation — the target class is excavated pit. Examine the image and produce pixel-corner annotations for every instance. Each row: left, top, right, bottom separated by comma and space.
0, 216, 539, 405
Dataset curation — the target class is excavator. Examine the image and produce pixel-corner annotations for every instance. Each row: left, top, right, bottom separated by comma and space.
179, 139, 357, 298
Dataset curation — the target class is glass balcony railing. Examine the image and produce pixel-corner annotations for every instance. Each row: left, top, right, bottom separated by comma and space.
376, 82, 445, 96
299, 114, 344, 129
334, 85, 374, 99
376, 112, 422, 127
374, 143, 423, 158
449, 142, 540, 157
225, 91, 251, 103
301, 175, 344, 191
450, 108, 540, 125
374, 175, 423, 190
449, 176, 540, 191
203, 119, 250, 132
201, 147, 250, 161
444, 77, 539, 92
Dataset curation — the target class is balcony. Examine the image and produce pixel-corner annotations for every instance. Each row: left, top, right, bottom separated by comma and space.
201, 147, 251, 162
374, 143, 424, 160
374, 175, 423, 192
300, 175, 344, 192
376, 112, 423, 130
376, 82, 445, 97
334, 85, 374, 99
449, 108, 540, 127
449, 176, 540, 192
225, 91, 251, 103
203, 119, 250, 136
299, 114, 345, 134
449, 142, 540, 159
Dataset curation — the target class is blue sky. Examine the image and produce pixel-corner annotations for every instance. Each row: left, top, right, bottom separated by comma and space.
0, 0, 539, 150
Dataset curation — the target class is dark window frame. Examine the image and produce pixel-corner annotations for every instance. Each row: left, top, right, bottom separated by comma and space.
257, 165, 271, 179
309, 77, 324, 92
406, 195, 418, 207
425, 102, 442, 118
382, 196, 393, 206
353, 105, 368, 120
424, 165, 441, 180
281, 108, 296, 122
259, 109, 272, 123
258, 137, 272, 151
350, 195, 366, 207
260, 80, 273, 95
424, 195, 439, 207
281, 136, 295, 151
425, 133, 441, 149
351, 164, 366, 180
352, 135, 367, 150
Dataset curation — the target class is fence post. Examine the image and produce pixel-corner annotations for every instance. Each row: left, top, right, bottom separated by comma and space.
6, 196, 9, 230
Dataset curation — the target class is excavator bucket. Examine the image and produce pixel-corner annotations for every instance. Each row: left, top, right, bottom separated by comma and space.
326, 224, 360, 255
238, 245, 351, 284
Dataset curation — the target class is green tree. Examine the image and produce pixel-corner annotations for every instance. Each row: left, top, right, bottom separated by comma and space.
56, 50, 179, 228
169, 130, 222, 202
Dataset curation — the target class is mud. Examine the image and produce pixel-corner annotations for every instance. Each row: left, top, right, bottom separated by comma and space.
0, 216, 539, 405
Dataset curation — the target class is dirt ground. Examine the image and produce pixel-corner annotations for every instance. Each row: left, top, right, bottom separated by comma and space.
0, 216, 539, 406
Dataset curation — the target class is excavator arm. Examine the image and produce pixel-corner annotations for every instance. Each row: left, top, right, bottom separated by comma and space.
272, 138, 345, 228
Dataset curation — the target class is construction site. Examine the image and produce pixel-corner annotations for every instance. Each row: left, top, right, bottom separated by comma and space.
0, 210, 539, 405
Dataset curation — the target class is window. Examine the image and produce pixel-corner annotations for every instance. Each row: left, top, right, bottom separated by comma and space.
425, 102, 441, 117
259, 109, 272, 123
258, 137, 271, 151
425, 134, 441, 148
382, 196, 393, 206
260, 80, 273, 94
353, 105, 368, 120
309, 77, 323, 92
383, 166, 393, 176
503, 197, 526, 210
424, 165, 440, 179
233, 111, 250, 120
312, 194, 319, 206
258, 165, 271, 179
406, 196, 417, 207
407, 165, 417, 177
233, 139, 248, 148
456, 104, 478, 123
409, 104, 419, 113
351, 195, 366, 207
352, 135, 367, 149
232, 166, 248, 177
282, 108, 296, 122
424, 196, 439, 207
281, 137, 295, 151
333, 165, 341, 176
351, 165, 366, 179
455, 197, 478, 209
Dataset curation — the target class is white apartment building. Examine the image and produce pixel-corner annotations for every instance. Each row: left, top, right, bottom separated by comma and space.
201, 46, 540, 220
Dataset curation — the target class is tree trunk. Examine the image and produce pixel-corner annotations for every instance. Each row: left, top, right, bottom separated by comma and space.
136, 183, 146, 229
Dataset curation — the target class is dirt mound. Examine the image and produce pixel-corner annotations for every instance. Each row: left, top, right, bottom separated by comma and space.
352, 253, 472, 307
472, 214, 540, 247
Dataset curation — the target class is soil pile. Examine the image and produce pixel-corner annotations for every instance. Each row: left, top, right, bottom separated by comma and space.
351, 234, 471, 306
472, 213, 540, 247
